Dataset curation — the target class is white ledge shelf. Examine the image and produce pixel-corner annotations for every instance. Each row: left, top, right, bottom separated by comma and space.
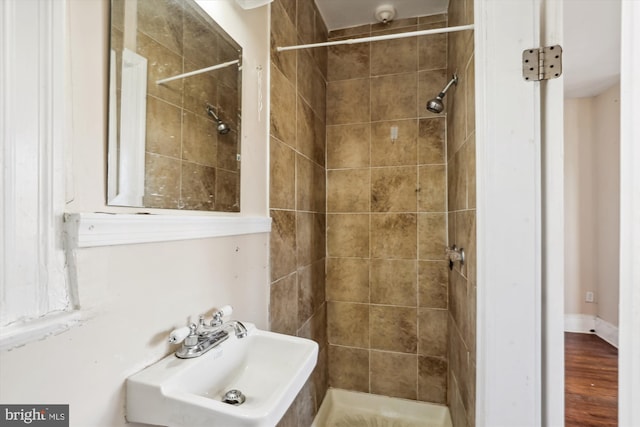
65, 213, 272, 248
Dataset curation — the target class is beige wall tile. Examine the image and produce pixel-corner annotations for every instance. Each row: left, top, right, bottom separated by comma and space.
370, 351, 417, 399
418, 14, 447, 25
371, 73, 417, 121
370, 305, 417, 353
270, 273, 298, 335
298, 260, 326, 328
418, 117, 446, 165
371, 119, 418, 167
137, 0, 183, 55
182, 111, 218, 167
327, 214, 370, 257
326, 258, 370, 303
270, 64, 297, 146
215, 169, 239, 211
371, 36, 418, 76
182, 61, 219, 118
327, 78, 370, 125
295, 154, 316, 211
298, 49, 327, 118
296, 212, 326, 267
371, 17, 417, 33
298, 303, 327, 347
310, 338, 329, 402
297, 96, 326, 167
329, 24, 370, 39
418, 213, 447, 260
371, 213, 417, 259
297, 154, 326, 212
328, 345, 369, 392
327, 169, 370, 212
465, 55, 476, 138
418, 308, 448, 357
270, 137, 295, 209
327, 302, 369, 347
418, 30, 447, 72
418, 356, 448, 403
182, 8, 217, 68
137, 31, 183, 106
418, 165, 447, 212
270, 0, 297, 81
216, 131, 238, 171
145, 96, 182, 158
181, 162, 216, 210
328, 43, 370, 82
455, 209, 476, 280
144, 153, 180, 208
327, 124, 370, 169
270, 209, 297, 281
296, 0, 316, 44
371, 166, 417, 213
465, 134, 476, 210
419, 261, 448, 309
370, 259, 417, 306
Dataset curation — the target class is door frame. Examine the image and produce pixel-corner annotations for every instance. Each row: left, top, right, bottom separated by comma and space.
618, 1, 640, 424
475, 0, 640, 426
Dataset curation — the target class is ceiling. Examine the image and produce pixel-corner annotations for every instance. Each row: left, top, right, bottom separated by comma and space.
314, 0, 448, 31
313, 0, 621, 99
563, 0, 621, 98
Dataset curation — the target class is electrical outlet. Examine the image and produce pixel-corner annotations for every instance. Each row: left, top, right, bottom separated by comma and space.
586, 291, 595, 303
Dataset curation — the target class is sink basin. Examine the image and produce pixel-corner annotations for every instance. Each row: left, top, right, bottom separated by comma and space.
126, 324, 318, 427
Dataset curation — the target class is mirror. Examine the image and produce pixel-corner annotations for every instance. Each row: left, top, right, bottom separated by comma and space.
108, 0, 242, 212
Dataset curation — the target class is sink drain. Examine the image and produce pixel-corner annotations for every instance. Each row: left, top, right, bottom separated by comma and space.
222, 389, 246, 405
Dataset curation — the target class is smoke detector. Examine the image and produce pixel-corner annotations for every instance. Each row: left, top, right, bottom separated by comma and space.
375, 5, 397, 24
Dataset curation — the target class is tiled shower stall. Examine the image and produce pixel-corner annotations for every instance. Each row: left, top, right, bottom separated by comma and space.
268, 1, 476, 426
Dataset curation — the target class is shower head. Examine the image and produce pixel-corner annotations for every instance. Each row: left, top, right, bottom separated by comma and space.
426, 74, 458, 114
206, 104, 231, 135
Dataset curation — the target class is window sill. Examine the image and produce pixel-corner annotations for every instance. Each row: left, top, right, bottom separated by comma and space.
0, 311, 82, 351
64, 213, 272, 248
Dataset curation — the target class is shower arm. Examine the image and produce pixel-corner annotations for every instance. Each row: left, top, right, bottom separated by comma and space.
439, 74, 459, 97
206, 104, 221, 121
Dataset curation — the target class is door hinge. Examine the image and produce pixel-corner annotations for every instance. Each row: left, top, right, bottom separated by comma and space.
522, 45, 563, 81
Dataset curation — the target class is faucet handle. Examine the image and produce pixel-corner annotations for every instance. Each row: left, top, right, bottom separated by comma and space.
169, 324, 195, 344
211, 305, 233, 326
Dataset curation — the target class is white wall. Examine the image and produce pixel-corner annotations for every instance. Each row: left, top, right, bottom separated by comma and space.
564, 97, 598, 317
592, 84, 620, 327
0, 1, 271, 426
564, 83, 620, 326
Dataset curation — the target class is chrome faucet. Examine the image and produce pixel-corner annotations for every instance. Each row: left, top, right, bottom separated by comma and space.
169, 306, 247, 359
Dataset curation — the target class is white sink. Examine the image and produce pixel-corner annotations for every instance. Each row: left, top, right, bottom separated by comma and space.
126, 323, 318, 427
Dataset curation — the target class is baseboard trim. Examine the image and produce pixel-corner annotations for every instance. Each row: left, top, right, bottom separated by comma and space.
564, 314, 595, 333
594, 317, 619, 348
564, 314, 619, 348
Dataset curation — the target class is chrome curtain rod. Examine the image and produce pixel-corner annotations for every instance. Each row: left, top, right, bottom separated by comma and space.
276, 24, 474, 52
156, 59, 240, 85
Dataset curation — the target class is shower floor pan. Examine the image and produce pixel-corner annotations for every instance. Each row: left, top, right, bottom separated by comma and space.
311, 388, 452, 427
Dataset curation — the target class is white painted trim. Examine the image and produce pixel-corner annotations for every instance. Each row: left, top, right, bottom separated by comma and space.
64, 213, 272, 248
0, 0, 71, 326
594, 317, 618, 348
0, 311, 82, 351
109, 48, 147, 207
564, 314, 595, 333
475, 0, 542, 425
619, 1, 640, 425
540, 0, 564, 424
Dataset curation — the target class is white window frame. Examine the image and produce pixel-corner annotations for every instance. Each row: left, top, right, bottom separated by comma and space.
0, 0, 79, 351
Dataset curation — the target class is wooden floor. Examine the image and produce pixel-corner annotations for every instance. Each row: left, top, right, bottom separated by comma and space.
565, 332, 618, 427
